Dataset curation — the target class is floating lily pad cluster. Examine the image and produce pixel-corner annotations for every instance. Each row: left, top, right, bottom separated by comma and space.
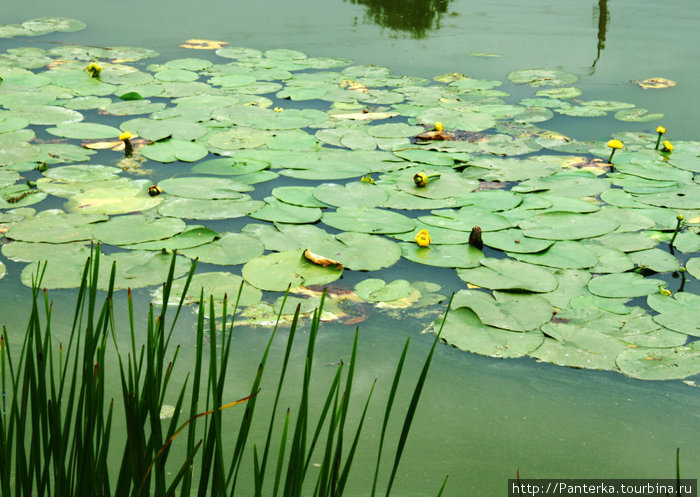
1, 20, 699, 380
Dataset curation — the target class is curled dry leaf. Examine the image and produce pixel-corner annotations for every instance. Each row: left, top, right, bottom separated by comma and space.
414, 130, 453, 141
304, 249, 343, 269
179, 39, 229, 50
635, 77, 677, 90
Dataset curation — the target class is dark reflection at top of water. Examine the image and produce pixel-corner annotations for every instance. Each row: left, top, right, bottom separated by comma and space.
346, 0, 453, 38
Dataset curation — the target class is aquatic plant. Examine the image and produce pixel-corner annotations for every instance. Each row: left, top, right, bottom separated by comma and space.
0, 250, 446, 496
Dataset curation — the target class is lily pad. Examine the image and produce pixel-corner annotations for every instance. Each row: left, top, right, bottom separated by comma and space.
451, 290, 552, 332
141, 139, 209, 163
158, 177, 252, 199
534, 323, 628, 371
242, 250, 343, 291
588, 273, 665, 298
249, 197, 322, 224
401, 243, 484, 268
157, 197, 263, 220
312, 182, 388, 208
457, 258, 559, 292
322, 207, 415, 234
152, 272, 262, 307
519, 212, 619, 240
90, 215, 186, 246
309, 232, 402, 271
180, 232, 264, 265
435, 307, 544, 358
507, 69, 578, 87
617, 347, 700, 380
509, 241, 599, 269
355, 278, 413, 302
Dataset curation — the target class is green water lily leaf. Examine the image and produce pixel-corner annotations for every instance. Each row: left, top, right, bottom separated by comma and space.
519, 212, 619, 240
481, 229, 554, 253
512, 172, 609, 197
648, 293, 700, 336
355, 278, 413, 302
271, 186, 328, 207
614, 108, 664, 122
393, 149, 454, 166
105, 100, 165, 115
152, 272, 262, 307
631, 188, 700, 209
322, 207, 415, 234
158, 177, 252, 199
687, 258, 700, 280
312, 182, 388, 208
596, 232, 658, 252
90, 215, 185, 246
542, 269, 592, 309
397, 173, 478, 200
6, 210, 106, 243
123, 226, 218, 251
0, 115, 30, 134
250, 197, 322, 224
46, 122, 122, 139
309, 232, 401, 271
12, 105, 83, 125
534, 323, 628, 371
21, 17, 86, 34
242, 249, 343, 291
452, 289, 552, 332
157, 197, 263, 220
586, 243, 635, 274
673, 232, 700, 254
629, 248, 680, 272
367, 123, 424, 138
207, 127, 269, 151
554, 105, 607, 117
535, 87, 582, 99
191, 157, 269, 176
63, 180, 162, 215
588, 273, 665, 298
435, 307, 544, 358
457, 258, 558, 292
400, 243, 483, 268
507, 69, 578, 87
141, 139, 209, 163
120, 117, 207, 142
180, 232, 264, 265
44, 165, 121, 182
509, 241, 599, 269
241, 223, 334, 252
1, 241, 88, 262
617, 347, 700, 380
420, 207, 511, 232
415, 108, 495, 132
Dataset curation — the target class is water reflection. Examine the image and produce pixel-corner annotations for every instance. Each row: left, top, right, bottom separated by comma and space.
346, 0, 452, 38
590, 0, 609, 73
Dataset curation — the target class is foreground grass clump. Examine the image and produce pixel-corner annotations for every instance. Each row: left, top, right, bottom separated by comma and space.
0, 249, 448, 497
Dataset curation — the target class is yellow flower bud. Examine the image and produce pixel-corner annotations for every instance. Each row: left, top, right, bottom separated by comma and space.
414, 229, 431, 247
607, 139, 623, 150
148, 185, 163, 197
434, 122, 444, 132
656, 126, 666, 135
659, 287, 671, 297
662, 140, 673, 153
119, 131, 133, 141
413, 172, 428, 187
273, 107, 283, 112
676, 214, 684, 221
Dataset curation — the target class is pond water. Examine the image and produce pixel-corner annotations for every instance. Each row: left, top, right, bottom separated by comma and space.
2, 0, 700, 495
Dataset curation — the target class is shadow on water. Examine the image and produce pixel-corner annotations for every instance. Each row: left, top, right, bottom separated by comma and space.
346, 0, 453, 38
590, 0, 610, 74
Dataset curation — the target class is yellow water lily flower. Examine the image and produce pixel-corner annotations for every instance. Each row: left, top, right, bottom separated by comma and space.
360, 174, 375, 184
413, 172, 428, 187
119, 131, 134, 157
148, 185, 163, 197
662, 140, 673, 153
659, 287, 672, 297
434, 122, 444, 132
415, 229, 431, 247
655, 126, 667, 149
85, 60, 102, 78
606, 139, 623, 164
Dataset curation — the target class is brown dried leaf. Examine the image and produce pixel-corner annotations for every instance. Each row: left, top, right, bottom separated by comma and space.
636, 77, 677, 90
180, 39, 230, 50
304, 249, 343, 269
414, 130, 453, 141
